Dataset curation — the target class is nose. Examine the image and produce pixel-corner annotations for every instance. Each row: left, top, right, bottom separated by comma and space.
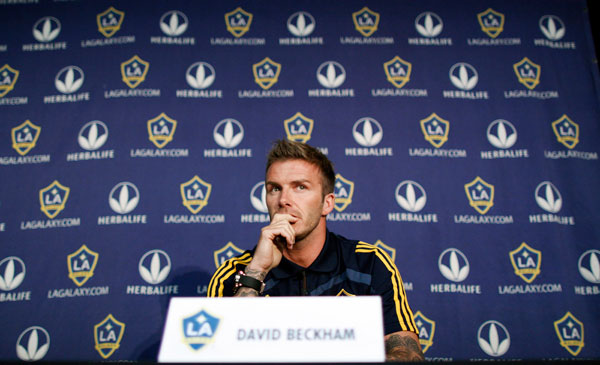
278, 187, 292, 209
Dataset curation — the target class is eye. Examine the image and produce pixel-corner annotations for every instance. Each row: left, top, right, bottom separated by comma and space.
297, 185, 306, 190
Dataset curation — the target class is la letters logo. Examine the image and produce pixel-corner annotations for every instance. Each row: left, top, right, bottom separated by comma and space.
333, 174, 354, 212
477, 8, 504, 38
464, 177, 494, 214
554, 312, 584, 356
148, 113, 177, 148
420, 113, 449, 148
509, 242, 541, 283
225, 7, 252, 38
352, 7, 379, 37
383, 56, 411, 89
94, 314, 125, 359
97, 7, 125, 38
39, 181, 70, 219
253, 57, 281, 90
182, 310, 220, 350
284, 112, 313, 143
180, 176, 212, 214
513, 57, 541, 90
67, 245, 99, 287
0, 64, 19, 97
121, 55, 149, 89
12, 120, 41, 156
551, 114, 579, 149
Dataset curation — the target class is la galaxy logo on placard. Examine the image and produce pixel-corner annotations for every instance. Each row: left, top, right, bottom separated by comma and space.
47, 245, 110, 300
371, 56, 428, 98
238, 57, 293, 98
454, 177, 514, 225
504, 57, 559, 100
408, 113, 466, 159
81, 7, 135, 48
104, 55, 160, 99
21, 181, 81, 231
163, 176, 225, 225
1, 120, 50, 166
409, 11, 453, 46
498, 242, 562, 295
0, 64, 28, 105
468, 8, 521, 46
22, 16, 67, 51
326, 173, 371, 222
182, 310, 221, 350
211, 7, 265, 46
340, 7, 393, 45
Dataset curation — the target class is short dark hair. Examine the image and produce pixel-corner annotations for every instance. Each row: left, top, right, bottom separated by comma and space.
266, 139, 335, 195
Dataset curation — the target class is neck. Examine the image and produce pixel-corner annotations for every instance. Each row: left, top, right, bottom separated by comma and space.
283, 219, 327, 268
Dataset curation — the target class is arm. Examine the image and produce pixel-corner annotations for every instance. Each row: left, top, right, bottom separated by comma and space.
233, 213, 297, 297
384, 330, 424, 362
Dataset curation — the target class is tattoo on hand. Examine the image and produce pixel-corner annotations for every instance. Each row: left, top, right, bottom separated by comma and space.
385, 334, 425, 362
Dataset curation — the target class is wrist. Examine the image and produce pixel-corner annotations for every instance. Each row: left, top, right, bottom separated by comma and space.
234, 270, 266, 295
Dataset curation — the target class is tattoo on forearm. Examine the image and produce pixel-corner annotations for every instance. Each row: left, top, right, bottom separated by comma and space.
385, 334, 425, 362
245, 268, 267, 281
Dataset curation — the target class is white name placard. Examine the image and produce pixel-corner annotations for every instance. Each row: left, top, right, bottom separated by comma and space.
158, 296, 385, 363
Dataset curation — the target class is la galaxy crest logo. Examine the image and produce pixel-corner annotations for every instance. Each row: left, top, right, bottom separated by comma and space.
121, 55, 149, 89
333, 174, 354, 212
180, 176, 212, 214
551, 114, 579, 149
384, 56, 411, 89
213, 242, 244, 268
509, 242, 541, 283
284, 112, 313, 143
414, 311, 435, 353
67, 245, 99, 287
464, 177, 494, 214
554, 312, 584, 356
182, 310, 220, 350
94, 314, 125, 359
420, 113, 449, 148
0, 64, 19, 97
148, 113, 177, 148
97, 7, 125, 38
477, 8, 504, 38
225, 7, 252, 38
39, 181, 70, 219
513, 57, 541, 90
11, 120, 41, 156
352, 7, 379, 37
253, 57, 281, 90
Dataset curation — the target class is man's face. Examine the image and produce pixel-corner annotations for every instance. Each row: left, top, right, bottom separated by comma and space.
265, 159, 332, 241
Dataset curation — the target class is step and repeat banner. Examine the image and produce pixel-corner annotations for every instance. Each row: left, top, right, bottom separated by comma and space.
1, 0, 599, 361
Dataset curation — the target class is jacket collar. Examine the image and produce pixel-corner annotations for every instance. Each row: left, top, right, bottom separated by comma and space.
270, 231, 338, 279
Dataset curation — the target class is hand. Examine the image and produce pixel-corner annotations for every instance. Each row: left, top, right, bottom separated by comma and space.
246, 213, 298, 274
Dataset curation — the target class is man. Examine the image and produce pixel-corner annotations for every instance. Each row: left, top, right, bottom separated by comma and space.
208, 140, 424, 362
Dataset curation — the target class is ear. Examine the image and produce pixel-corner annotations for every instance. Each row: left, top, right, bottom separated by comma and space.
321, 193, 335, 216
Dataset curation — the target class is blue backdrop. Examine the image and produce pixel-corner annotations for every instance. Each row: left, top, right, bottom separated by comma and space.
0, 0, 599, 361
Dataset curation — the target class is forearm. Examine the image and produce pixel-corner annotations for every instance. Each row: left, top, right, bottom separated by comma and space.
384, 332, 424, 362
